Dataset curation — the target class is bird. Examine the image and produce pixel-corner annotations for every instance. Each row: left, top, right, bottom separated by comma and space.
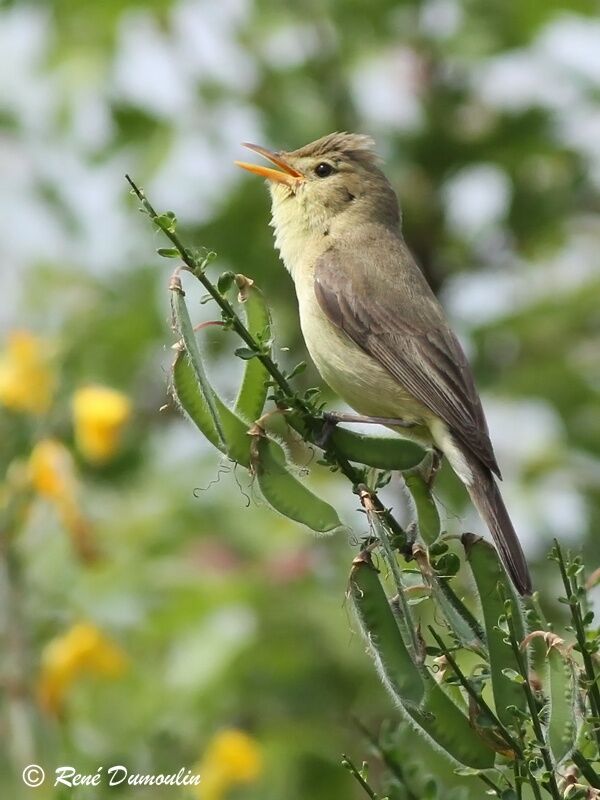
235, 132, 532, 596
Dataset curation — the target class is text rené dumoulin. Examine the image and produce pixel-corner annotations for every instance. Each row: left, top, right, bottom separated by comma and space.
54, 765, 201, 788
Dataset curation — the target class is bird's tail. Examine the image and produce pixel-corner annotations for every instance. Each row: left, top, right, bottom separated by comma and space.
464, 457, 532, 596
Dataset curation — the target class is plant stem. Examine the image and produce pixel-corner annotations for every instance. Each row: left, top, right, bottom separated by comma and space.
342, 754, 381, 800
554, 540, 600, 754
352, 718, 419, 800
479, 773, 502, 796
572, 750, 600, 789
505, 613, 562, 800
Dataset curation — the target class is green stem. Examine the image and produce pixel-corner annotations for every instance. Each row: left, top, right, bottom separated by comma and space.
572, 749, 600, 789
479, 773, 502, 796
505, 614, 561, 800
352, 718, 419, 800
513, 762, 523, 800
342, 754, 381, 800
554, 540, 600, 754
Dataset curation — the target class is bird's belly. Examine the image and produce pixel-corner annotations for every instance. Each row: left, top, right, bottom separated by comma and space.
298, 297, 429, 424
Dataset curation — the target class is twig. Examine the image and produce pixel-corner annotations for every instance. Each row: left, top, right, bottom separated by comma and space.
342, 754, 383, 800
554, 540, 600, 754
572, 750, 600, 789
352, 717, 419, 800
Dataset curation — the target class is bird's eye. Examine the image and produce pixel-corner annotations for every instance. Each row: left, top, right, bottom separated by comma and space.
314, 162, 334, 178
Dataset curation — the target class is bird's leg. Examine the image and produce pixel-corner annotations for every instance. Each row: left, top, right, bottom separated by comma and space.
315, 410, 415, 449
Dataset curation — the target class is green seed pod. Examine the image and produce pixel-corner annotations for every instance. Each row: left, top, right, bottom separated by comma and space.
234, 275, 271, 423
462, 534, 527, 726
403, 473, 440, 546
328, 427, 424, 471
171, 284, 226, 448
411, 682, 495, 769
250, 426, 341, 533
350, 552, 425, 707
546, 635, 582, 765
172, 350, 251, 467
350, 553, 495, 768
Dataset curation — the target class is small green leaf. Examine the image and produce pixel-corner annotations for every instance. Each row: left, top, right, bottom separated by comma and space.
155, 212, 177, 232
157, 247, 179, 258
217, 271, 236, 294
501, 668, 525, 684
287, 361, 307, 380
234, 347, 257, 360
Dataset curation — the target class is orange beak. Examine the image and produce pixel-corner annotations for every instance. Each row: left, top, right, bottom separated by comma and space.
235, 143, 303, 186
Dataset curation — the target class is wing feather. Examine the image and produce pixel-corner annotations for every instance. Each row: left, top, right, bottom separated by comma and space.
314, 233, 500, 476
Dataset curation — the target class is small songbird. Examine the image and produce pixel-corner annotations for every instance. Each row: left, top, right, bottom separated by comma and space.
236, 132, 532, 595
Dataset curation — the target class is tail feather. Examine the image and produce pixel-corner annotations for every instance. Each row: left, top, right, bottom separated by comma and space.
464, 457, 532, 596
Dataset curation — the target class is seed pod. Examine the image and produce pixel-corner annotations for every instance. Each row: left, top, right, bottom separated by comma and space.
351, 552, 495, 769
328, 427, 424, 471
546, 636, 582, 765
462, 534, 527, 726
234, 275, 271, 423
403, 460, 441, 544
172, 350, 251, 467
171, 284, 226, 448
350, 551, 425, 707
250, 425, 341, 533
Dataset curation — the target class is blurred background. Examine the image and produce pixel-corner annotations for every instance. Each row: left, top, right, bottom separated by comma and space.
1, 0, 600, 797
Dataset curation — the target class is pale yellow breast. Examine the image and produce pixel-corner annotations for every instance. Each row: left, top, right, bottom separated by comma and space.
295, 277, 431, 425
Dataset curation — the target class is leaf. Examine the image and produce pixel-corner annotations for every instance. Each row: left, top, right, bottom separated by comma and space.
157, 247, 180, 258
234, 347, 257, 361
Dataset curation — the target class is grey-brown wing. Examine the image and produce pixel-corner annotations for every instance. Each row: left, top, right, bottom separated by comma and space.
314, 241, 500, 477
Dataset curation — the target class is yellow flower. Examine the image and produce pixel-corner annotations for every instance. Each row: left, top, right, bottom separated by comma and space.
28, 439, 96, 561
29, 439, 76, 503
37, 622, 127, 715
0, 330, 55, 414
196, 729, 263, 800
72, 385, 132, 464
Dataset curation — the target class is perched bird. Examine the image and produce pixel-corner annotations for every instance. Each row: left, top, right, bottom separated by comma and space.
235, 132, 532, 595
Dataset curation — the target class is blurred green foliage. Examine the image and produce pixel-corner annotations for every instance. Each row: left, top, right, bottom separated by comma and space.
1, 0, 600, 798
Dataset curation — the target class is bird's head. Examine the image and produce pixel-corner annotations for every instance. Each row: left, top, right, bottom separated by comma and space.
235, 132, 400, 247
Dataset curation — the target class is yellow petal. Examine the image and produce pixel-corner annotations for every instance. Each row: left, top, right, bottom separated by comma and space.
72, 385, 132, 464
0, 331, 55, 415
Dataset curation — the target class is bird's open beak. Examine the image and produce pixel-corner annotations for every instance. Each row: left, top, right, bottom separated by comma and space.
235, 143, 303, 186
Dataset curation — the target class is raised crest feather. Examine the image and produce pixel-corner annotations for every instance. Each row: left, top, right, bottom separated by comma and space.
284, 132, 379, 164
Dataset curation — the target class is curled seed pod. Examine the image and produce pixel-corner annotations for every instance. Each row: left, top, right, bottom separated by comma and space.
249, 425, 341, 533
